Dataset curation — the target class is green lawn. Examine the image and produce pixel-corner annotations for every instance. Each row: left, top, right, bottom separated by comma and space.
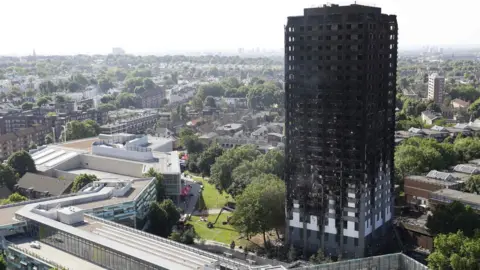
189, 213, 247, 246
191, 175, 234, 210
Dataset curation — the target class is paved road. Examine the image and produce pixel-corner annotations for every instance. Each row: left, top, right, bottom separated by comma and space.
180, 176, 202, 214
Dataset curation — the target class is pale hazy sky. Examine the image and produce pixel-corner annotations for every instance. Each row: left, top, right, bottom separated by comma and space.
0, 0, 478, 55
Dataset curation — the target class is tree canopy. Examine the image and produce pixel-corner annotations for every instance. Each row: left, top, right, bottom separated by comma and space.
427, 231, 480, 270
7, 150, 36, 177
143, 168, 165, 201
71, 174, 99, 193
210, 145, 260, 191
148, 199, 181, 237
0, 164, 19, 191
426, 201, 480, 237
229, 149, 285, 197
21, 102, 34, 110
196, 143, 224, 176
231, 174, 285, 245
395, 137, 457, 182
65, 120, 100, 141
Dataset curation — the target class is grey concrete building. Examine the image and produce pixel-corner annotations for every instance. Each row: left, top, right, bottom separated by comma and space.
284, 4, 397, 258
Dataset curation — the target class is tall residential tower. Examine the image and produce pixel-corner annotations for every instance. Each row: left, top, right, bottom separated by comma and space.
427, 73, 445, 104
284, 4, 397, 258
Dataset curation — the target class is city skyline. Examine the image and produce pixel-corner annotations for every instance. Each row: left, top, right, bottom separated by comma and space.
0, 0, 478, 55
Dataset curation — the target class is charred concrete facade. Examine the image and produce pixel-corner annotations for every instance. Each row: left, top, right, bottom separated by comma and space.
284, 4, 397, 259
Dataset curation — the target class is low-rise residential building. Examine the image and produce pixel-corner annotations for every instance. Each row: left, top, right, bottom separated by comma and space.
100, 113, 159, 134
404, 171, 463, 210
421, 110, 441, 125
451, 98, 470, 109
139, 89, 165, 108
429, 188, 480, 212
0, 125, 50, 160
215, 123, 243, 136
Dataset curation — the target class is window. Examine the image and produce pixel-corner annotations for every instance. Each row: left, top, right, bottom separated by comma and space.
354, 222, 359, 230
307, 25, 313, 31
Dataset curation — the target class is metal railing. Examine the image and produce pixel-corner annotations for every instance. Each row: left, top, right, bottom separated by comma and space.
85, 214, 249, 269
6, 241, 69, 270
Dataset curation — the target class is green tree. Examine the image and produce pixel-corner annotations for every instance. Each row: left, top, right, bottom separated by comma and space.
231, 174, 285, 246
197, 143, 224, 176
454, 137, 480, 162
148, 201, 170, 236
395, 137, 457, 182
100, 95, 115, 104
21, 102, 34, 110
468, 97, 480, 118
148, 199, 181, 237
71, 174, 99, 193
116, 92, 138, 108
7, 150, 36, 177
84, 119, 100, 135
464, 175, 480, 194
427, 231, 480, 270
67, 81, 82, 92
39, 80, 57, 95
98, 77, 114, 92
179, 128, 204, 153
55, 95, 66, 103
196, 83, 225, 101
0, 164, 19, 191
124, 77, 144, 92
37, 97, 50, 107
98, 103, 117, 112
426, 201, 480, 237
210, 145, 260, 191
229, 150, 285, 196
0, 253, 6, 270
6, 192, 27, 203
204, 96, 216, 108
66, 120, 99, 140
143, 168, 165, 201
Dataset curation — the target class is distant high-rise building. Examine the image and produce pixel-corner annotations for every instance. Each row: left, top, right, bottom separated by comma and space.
284, 4, 398, 258
427, 73, 445, 104
112, 47, 126, 55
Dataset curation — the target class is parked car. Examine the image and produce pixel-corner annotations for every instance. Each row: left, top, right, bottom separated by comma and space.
30, 241, 41, 249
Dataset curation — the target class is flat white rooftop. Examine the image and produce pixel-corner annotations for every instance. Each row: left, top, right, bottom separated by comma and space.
10, 236, 106, 270
65, 168, 137, 181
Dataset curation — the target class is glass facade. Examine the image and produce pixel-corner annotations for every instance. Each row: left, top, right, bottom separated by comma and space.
163, 174, 181, 197
28, 222, 166, 270
6, 247, 54, 270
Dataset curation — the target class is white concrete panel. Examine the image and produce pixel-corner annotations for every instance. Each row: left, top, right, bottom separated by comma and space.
324, 218, 337, 234
289, 212, 302, 228
306, 215, 319, 231
343, 221, 359, 238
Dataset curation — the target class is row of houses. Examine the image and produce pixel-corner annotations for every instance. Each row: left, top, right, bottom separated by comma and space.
395, 120, 480, 144
398, 161, 480, 251
100, 112, 170, 134
0, 125, 50, 160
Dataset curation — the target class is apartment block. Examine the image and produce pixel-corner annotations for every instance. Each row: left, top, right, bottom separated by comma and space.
427, 73, 445, 104
285, 4, 397, 258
